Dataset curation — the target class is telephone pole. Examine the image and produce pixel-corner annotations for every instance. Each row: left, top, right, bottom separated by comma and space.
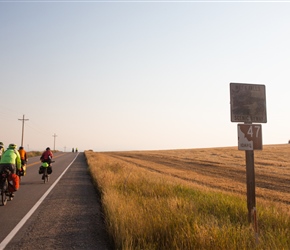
52, 133, 57, 151
18, 114, 29, 147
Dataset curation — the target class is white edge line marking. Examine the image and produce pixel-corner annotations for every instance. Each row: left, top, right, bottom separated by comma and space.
0, 153, 79, 250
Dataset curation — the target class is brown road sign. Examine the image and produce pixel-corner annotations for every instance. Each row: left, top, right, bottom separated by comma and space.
238, 124, 262, 150
230, 83, 267, 123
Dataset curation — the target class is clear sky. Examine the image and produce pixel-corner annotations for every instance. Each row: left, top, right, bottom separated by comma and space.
1, 1, 290, 152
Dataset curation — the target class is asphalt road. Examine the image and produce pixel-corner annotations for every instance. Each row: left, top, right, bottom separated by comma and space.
0, 152, 113, 250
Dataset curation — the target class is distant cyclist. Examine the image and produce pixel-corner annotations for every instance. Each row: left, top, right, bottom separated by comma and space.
18, 146, 28, 176
0, 143, 22, 197
40, 147, 53, 164
18, 146, 28, 166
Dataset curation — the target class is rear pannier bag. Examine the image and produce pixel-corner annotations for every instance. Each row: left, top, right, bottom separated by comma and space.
39, 166, 44, 174
47, 166, 52, 174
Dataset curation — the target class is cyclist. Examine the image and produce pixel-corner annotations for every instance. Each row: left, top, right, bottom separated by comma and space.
40, 147, 53, 164
18, 146, 28, 176
0, 143, 21, 197
0, 142, 5, 160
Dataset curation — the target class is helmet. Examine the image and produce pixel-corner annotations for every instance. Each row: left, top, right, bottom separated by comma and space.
9, 143, 17, 149
19, 146, 24, 150
46, 147, 50, 150
0, 142, 3, 146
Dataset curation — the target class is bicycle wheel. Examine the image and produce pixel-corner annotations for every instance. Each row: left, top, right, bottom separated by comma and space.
0, 177, 8, 206
17, 170, 22, 182
43, 168, 49, 183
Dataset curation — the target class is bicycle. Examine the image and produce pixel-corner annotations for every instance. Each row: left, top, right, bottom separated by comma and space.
40, 161, 54, 184
42, 167, 49, 183
0, 168, 12, 206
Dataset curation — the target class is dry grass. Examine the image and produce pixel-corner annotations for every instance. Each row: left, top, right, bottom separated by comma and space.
27, 151, 42, 158
85, 144, 290, 249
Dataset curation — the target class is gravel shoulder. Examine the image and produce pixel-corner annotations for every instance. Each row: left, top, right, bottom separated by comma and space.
6, 153, 113, 250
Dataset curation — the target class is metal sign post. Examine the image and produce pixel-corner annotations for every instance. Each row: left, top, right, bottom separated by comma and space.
230, 82, 267, 225
245, 149, 256, 222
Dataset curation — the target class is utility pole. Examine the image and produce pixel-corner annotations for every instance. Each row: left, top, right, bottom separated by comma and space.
52, 133, 57, 151
18, 114, 29, 147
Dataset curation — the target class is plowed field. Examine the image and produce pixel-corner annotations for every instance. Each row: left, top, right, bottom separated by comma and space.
103, 144, 290, 210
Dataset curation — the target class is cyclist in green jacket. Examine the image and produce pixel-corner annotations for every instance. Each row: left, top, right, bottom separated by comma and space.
0, 143, 21, 172
0, 143, 22, 197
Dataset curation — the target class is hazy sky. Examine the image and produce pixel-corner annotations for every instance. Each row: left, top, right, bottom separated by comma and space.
1, 1, 290, 152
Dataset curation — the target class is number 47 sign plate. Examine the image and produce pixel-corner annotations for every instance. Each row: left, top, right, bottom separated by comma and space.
238, 124, 262, 150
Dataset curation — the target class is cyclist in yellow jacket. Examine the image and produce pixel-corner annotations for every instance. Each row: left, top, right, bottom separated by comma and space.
0, 143, 21, 197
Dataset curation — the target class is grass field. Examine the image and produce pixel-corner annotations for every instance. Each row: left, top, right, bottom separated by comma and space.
85, 144, 290, 249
